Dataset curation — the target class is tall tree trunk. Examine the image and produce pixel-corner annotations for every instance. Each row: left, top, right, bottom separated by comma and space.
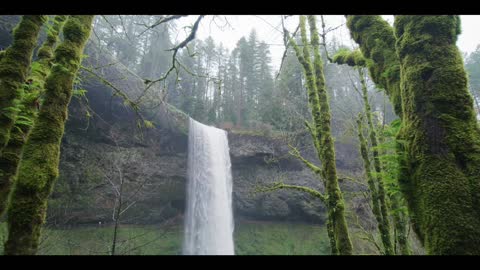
358, 68, 393, 255
111, 166, 123, 256
333, 40, 411, 254
377, 121, 412, 255
347, 15, 480, 254
0, 15, 46, 151
5, 15, 94, 255
345, 16, 402, 117
389, 192, 411, 255
356, 115, 391, 254
290, 15, 353, 255
0, 15, 67, 217
308, 16, 352, 255
394, 15, 480, 254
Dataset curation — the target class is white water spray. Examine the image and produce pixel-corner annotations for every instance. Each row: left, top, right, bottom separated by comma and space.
183, 118, 235, 255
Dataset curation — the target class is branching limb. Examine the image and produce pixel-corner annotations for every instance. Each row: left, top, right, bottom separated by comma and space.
288, 143, 321, 175
351, 212, 383, 255
320, 15, 334, 63
254, 181, 327, 203
143, 15, 204, 92
79, 65, 152, 129
276, 16, 300, 79
135, 15, 188, 37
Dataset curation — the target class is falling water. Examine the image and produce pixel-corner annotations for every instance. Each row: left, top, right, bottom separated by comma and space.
183, 118, 235, 255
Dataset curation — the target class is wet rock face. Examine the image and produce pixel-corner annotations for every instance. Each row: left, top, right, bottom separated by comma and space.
54, 80, 363, 226
54, 113, 330, 225
0, 17, 364, 226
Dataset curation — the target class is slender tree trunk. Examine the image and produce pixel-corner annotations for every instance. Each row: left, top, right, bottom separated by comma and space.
377, 121, 412, 255
5, 15, 94, 255
309, 16, 352, 255
389, 193, 411, 255
290, 15, 353, 255
111, 167, 123, 256
358, 68, 393, 255
356, 115, 390, 254
0, 15, 46, 151
0, 15, 67, 217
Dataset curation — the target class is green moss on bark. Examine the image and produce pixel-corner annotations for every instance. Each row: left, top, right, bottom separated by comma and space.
394, 15, 480, 254
356, 114, 393, 255
308, 16, 353, 255
332, 48, 366, 67
37, 16, 68, 60
346, 16, 402, 117
5, 15, 94, 255
0, 15, 46, 151
332, 47, 395, 254
0, 15, 68, 217
289, 16, 353, 255
389, 192, 411, 255
358, 68, 394, 255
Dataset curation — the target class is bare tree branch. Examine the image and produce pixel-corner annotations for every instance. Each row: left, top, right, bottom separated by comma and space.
143, 15, 205, 92
276, 16, 301, 79
254, 181, 327, 203
320, 15, 334, 63
136, 15, 188, 37
287, 143, 322, 175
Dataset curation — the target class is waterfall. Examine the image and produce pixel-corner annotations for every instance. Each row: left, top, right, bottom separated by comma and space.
183, 118, 235, 255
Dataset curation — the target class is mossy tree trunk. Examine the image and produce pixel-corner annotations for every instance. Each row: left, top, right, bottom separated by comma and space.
289, 15, 353, 255
356, 114, 392, 254
0, 15, 67, 217
347, 15, 480, 254
377, 120, 412, 255
333, 45, 396, 255
0, 16, 46, 151
4, 15, 94, 255
358, 68, 393, 255
389, 191, 411, 255
393, 15, 480, 254
345, 16, 402, 117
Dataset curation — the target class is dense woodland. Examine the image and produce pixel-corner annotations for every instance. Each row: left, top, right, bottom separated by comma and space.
1, 15, 480, 255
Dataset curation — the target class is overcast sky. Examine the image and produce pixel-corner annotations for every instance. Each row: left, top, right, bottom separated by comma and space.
173, 15, 480, 71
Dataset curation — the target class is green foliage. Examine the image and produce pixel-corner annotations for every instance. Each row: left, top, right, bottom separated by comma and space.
5, 15, 94, 255
143, 120, 155, 129
287, 15, 353, 255
0, 15, 68, 219
0, 222, 331, 255
377, 120, 402, 197
73, 89, 88, 97
0, 15, 46, 150
356, 114, 392, 255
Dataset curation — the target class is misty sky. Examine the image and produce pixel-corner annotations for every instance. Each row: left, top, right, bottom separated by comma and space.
172, 15, 480, 71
